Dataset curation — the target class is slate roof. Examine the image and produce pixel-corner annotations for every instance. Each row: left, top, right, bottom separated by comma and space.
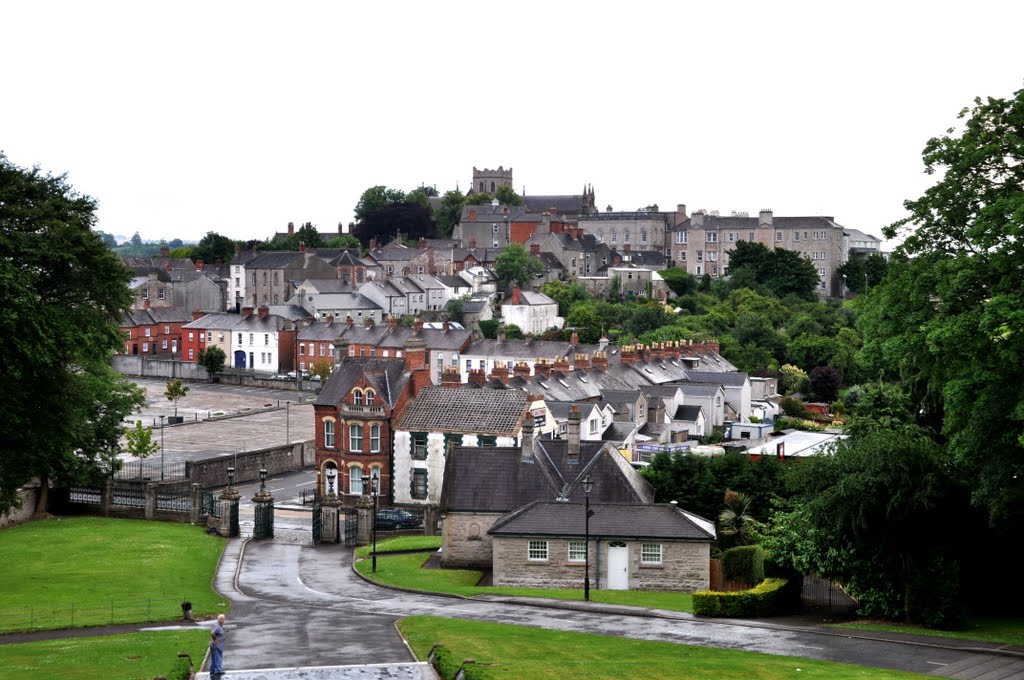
182, 313, 239, 330
523, 195, 587, 213
508, 291, 556, 306
299, 320, 346, 341
463, 338, 574, 360
315, 359, 408, 409
267, 305, 313, 322
488, 502, 715, 541
435, 275, 470, 289
674, 405, 704, 421
122, 307, 194, 326
683, 370, 749, 386
601, 422, 636, 442
679, 383, 726, 397
395, 386, 529, 435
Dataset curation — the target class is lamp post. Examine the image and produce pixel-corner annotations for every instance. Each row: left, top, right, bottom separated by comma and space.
259, 466, 268, 491
325, 466, 336, 497
226, 466, 235, 490
582, 474, 594, 601
285, 401, 290, 446
159, 415, 166, 481
370, 473, 380, 573
841, 274, 846, 299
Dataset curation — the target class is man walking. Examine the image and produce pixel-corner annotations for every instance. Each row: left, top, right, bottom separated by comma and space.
209, 613, 226, 678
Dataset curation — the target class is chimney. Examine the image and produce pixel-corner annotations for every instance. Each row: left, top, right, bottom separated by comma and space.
440, 366, 461, 387
325, 314, 334, 325
570, 330, 579, 347
215, 257, 222, 267
241, 306, 254, 319
511, 286, 521, 305
530, 243, 541, 255
552, 356, 570, 374
442, 320, 450, 332
369, 238, 378, 250
759, 209, 773, 226
592, 351, 608, 371
404, 338, 430, 395
418, 238, 427, 249
195, 258, 205, 270
338, 222, 344, 234
521, 413, 535, 461
365, 316, 375, 327
567, 405, 581, 461
192, 308, 204, 321
346, 315, 354, 327
691, 210, 705, 227
574, 353, 590, 370
620, 344, 637, 365
333, 338, 350, 363
257, 305, 269, 320
288, 221, 295, 235
490, 361, 508, 384
513, 361, 531, 378
299, 241, 305, 252
413, 317, 423, 332
469, 209, 477, 222
468, 368, 486, 386
534, 358, 552, 378
143, 299, 150, 310
386, 315, 398, 329
160, 245, 170, 258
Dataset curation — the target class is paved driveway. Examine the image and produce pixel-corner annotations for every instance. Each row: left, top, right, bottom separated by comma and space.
212, 539, 1024, 678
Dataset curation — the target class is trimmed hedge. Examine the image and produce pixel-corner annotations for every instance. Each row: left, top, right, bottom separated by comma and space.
722, 545, 764, 586
693, 578, 791, 618
429, 644, 487, 680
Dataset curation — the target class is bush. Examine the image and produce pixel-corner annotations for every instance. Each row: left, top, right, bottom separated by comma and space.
693, 578, 791, 618
722, 545, 765, 586
429, 644, 488, 680
779, 396, 810, 418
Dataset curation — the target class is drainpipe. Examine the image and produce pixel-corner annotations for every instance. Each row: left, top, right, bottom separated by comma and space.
595, 537, 602, 590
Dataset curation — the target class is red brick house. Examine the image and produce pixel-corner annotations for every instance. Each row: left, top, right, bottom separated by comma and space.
120, 306, 194, 358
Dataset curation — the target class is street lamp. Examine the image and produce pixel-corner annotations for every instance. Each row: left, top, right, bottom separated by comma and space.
582, 474, 594, 601
226, 466, 235, 490
159, 415, 166, 481
370, 473, 380, 573
325, 466, 337, 497
259, 467, 268, 492
285, 401, 290, 446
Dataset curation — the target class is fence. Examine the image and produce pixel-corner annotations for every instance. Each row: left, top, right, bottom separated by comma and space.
116, 459, 186, 481
801, 574, 858, 613
0, 597, 191, 634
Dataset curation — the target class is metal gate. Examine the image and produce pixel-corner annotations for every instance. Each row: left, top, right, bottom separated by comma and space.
343, 511, 358, 546
253, 500, 274, 540
312, 496, 323, 544
229, 501, 240, 537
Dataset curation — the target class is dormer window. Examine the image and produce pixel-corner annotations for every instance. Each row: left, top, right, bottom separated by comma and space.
365, 390, 375, 406
353, 390, 363, 406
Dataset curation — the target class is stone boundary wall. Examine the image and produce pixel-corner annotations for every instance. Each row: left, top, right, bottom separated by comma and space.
113, 355, 317, 392
1, 487, 39, 529
186, 441, 312, 488
441, 512, 502, 568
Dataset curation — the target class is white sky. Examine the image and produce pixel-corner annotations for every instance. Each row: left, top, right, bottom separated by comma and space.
3, 1, 1022, 245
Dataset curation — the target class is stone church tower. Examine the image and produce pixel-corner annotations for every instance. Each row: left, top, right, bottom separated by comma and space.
471, 166, 514, 195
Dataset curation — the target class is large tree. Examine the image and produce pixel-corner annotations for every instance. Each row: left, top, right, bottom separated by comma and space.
493, 243, 543, 290
726, 240, 820, 299
435, 189, 465, 238
353, 185, 406, 223
192, 230, 237, 264
352, 201, 437, 247
0, 152, 145, 511
864, 85, 1024, 525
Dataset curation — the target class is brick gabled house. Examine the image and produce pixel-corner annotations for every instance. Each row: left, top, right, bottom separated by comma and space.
120, 306, 194, 357
312, 338, 432, 505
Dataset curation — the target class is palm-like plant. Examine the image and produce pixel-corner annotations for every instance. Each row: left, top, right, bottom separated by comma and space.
718, 489, 760, 549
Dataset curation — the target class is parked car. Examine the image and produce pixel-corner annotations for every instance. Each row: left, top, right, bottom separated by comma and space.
374, 509, 421, 530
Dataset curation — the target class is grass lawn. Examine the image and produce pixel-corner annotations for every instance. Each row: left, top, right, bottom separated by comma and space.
830, 616, 1024, 647
355, 552, 694, 613
355, 535, 442, 558
398, 615, 928, 679
0, 517, 227, 632
0, 629, 210, 680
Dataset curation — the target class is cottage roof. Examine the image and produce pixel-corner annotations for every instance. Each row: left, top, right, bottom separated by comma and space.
488, 501, 715, 541
674, 405, 704, 421
683, 370, 749, 386
395, 386, 528, 435
315, 359, 408, 409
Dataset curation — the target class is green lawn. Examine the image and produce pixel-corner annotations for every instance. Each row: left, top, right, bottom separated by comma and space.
355, 552, 694, 612
355, 535, 442, 557
0, 629, 210, 680
0, 517, 227, 632
399, 615, 928, 679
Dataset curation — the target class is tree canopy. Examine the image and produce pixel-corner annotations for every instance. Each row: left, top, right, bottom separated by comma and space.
354, 185, 406, 223
352, 201, 437, 247
493, 243, 544, 290
435, 189, 465, 239
192, 231, 237, 264
494, 185, 524, 206
726, 241, 820, 299
0, 152, 145, 511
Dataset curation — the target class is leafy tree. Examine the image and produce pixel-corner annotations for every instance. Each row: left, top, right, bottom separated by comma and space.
131, 231, 143, 247
494, 184, 524, 206
623, 304, 671, 337
719, 489, 760, 550
478, 319, 500, 339
540, 280, 589, 316
778, 364, 809, 395
435, 189, 465, 238
170, 247, 193, 258
168, 238, 184, 249
866, 86, 1024, 525
565, 302, 605, 344
198, 346, 226, 379
353, 201, 437, 247
309, 358, 333, 382
0, 153, 145, 511
445, 294, 469, 324
95, 230, 118, 248
326, 234, 361, 250
405, 188, 434, 211
164, 379, 190, 418
808, 366, 842, 402
498, 323, 525, 339
123, 421, 159, 461
465, 192, 494, 206
494, 243, 543, 289
659, 267, 697, 297
416, 184, 438, 197
354, 185, 406, 223
727, 241, 819, 299
786, 333, 836, 370
192, 231, 236, 264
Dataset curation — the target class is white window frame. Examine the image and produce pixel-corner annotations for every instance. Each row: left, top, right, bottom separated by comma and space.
528, 540, 549, 561
349, 466, 363, 495
350, 424, 363, 452
706, 232, 717, 242
324, 420, 335, 448
568, 540, 586, 562
370, 424, 381, 452
641, 543, 663, 565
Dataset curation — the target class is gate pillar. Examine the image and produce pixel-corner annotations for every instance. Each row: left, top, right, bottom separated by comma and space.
252, 468, 275, 540
321, 493, 341, 543
219, 485, 241, 538
355, 493, 374, 546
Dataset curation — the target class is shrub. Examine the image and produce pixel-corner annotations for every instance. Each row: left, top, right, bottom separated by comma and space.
429, 643, 488, 680
779, 396, 810, 418
693, 578, 791, 618
722, 545, 765, 586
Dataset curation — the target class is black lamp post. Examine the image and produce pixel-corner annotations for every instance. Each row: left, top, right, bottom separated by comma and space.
226, 466, 235, 490
259, 467, 267, 491
370, 473, 380, 573
159, 415, 166, 481
583, 474, 594, 601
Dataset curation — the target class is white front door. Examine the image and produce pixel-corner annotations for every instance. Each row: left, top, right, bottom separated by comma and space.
607, 543, 629, 590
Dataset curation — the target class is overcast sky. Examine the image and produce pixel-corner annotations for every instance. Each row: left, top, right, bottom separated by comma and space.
3, 1, 1022, 245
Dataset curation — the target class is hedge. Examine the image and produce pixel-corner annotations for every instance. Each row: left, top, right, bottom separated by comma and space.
429, 644, 487, 680
693, 578, 791, 618
722, 545, 764, 586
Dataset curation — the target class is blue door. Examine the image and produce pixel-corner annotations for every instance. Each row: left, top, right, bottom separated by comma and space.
234, 350, 246, 368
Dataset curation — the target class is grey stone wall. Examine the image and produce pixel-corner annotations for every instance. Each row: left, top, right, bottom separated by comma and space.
440, 512, 503, 568
112, 355, 209, 380
493, 537, 710, 592
186, 442, 309, 487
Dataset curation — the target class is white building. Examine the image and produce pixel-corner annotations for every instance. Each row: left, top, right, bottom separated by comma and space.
500, 286, 560, 335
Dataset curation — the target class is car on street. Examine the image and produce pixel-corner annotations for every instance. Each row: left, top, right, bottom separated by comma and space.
374, 509, 422, 529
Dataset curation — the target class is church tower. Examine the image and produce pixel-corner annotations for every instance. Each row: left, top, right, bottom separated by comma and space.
471, 166, 514, 195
